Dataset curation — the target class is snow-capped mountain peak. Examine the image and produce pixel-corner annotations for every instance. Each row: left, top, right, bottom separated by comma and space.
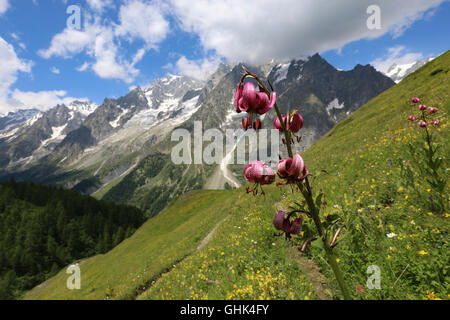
0, 109, 41, 132
67, 101, 98, 116
384, 58, 434, 83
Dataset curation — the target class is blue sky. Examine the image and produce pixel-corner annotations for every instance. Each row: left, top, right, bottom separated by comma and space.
0, 0, 449, 114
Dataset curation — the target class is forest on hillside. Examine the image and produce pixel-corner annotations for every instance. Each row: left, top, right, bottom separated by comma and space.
0, 179, 146, 299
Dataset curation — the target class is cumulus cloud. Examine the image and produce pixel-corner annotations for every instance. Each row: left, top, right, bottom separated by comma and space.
115, 0, 170, 48
86, 0, 114, 12
169, 0, 446, 65
0, 37, 33, 111
370, 46, 424, 73
0, 0, 9, 15
38, 28, 93, 59
175, 56, 222, 80
39, 0, 170, 83
0, 37, 86, 113
7, 89, 88, 112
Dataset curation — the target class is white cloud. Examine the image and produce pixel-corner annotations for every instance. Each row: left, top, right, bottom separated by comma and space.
86, 0, 114, 12
169, 0, 446, 65
38, 28, 93, 59
76, 62, 90, 72
0, 37, 86, 113
0, 0, 9, 15
175, 56, 222, 80
7, 90, 87, 112
39, 0, 170, 83
370, 46, 424, 73
115, 0, 170, 47
0, 37, 33, 111
50, 66, 60, 74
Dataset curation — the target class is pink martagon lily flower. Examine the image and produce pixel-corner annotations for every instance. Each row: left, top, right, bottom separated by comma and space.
235, 82, 276, 115
277, 153, 307, 181
274, 112, 304, 133
411, 97, 420, 104
418, 121, 428, 128
428, 107, 438, 114
408, 115, 418, 122
287, 113, 304, 133
419, 104, 428, 111
273, 211, 303, 238
244, 161, 275, 194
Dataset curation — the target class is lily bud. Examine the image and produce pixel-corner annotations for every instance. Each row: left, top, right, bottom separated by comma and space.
330, 225, 345, 248
301, 238, 317, 252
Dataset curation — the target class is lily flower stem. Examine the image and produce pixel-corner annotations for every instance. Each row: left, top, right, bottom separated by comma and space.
274, 96, 351, 300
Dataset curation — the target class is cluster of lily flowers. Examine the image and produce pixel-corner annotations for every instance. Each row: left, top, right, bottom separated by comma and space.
235, 76, 310, 239
408, 97, 440, 127
235, 78, 308, 195
233, 71, 351, 299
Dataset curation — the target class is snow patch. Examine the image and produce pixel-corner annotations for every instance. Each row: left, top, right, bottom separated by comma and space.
26, 113, 43, 126
0, 127, 19, 140
40, 124, 68, 147
327, 98, 345, 115
109, 108, 130, 128
274, 63, 290, 84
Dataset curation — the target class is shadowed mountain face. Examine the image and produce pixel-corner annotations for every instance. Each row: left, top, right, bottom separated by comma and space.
264, 54, 395, 152
0, 102, 97, 168
0, 54, 396, 216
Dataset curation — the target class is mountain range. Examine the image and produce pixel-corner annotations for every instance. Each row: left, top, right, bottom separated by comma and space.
383, 58, 435, 83
0, 53, 396, 216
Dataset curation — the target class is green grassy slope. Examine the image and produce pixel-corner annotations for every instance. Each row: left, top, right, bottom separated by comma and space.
25, 51, 449, 300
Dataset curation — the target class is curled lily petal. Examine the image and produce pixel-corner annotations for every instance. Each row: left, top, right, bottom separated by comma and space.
256, 91, 276, 115
287, 153, 305, 178
298, 166, 309, 181
273, 211, 285, 230
288, 217, 303, 234
277, 158, 290, 179
234, 83, 244, 112
273, 211, 303, 237
288, 113, 304, 133
260, 164, 275, 185
274, 115, 286, 132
